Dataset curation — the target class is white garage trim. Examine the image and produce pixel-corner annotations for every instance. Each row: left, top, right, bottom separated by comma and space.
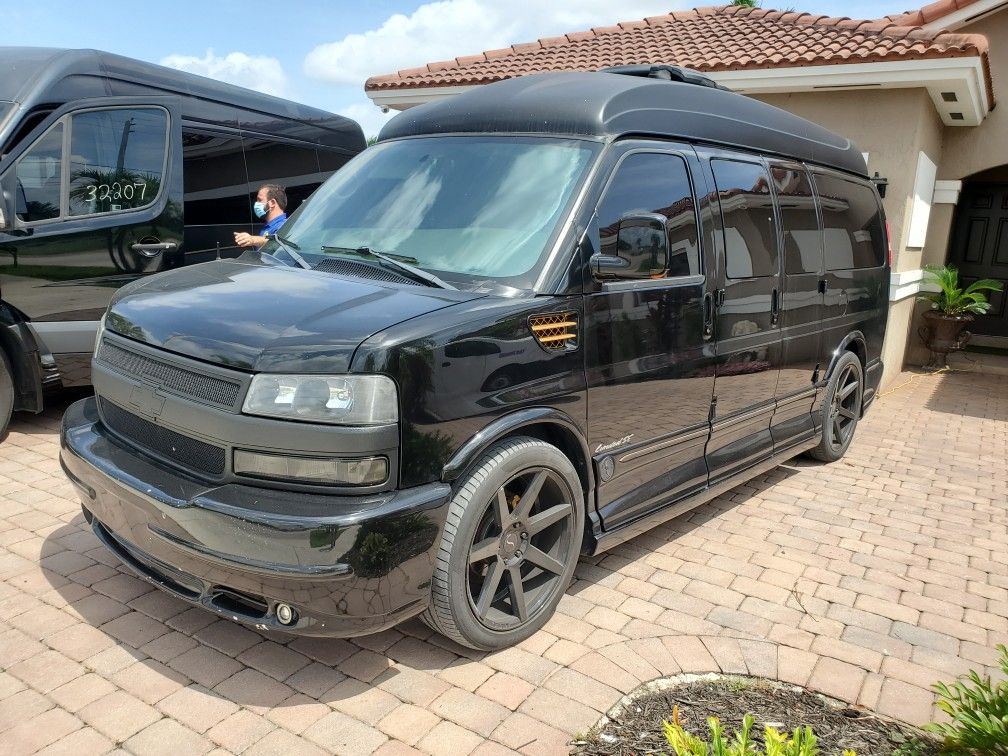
908, 152, 938, 249
933, 180, 964, 204
890, 268, 940, 302
920, 0, 1006, 31
709, 58, 990, 127
367, 85, 478, 111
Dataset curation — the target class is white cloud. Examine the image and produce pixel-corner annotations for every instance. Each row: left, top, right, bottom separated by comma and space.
304, 0, 680, 86
338, 101, 397, 140
161, 50, 287, 96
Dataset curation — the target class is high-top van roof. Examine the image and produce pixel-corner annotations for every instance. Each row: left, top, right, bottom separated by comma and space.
0, 47, 363, 152
379, 70, 867, 178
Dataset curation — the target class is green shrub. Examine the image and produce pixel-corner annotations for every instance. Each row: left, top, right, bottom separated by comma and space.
662, 706, 856, 756
918, 264, 1003, 316
926, 643, 1008, 755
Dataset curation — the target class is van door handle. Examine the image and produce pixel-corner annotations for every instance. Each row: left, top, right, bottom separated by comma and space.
771, 287, 780, 326
702, 292, 714, 338
131, 242, 178, 258
818, 278, 828, 294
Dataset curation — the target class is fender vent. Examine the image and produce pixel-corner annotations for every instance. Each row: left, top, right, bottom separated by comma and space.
529, 311, 578, 352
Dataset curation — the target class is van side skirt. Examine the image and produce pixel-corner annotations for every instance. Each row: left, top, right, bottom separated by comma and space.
589, 435, 818, 555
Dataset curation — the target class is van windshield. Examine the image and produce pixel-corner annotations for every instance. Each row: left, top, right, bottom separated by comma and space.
276, 135, 598, 291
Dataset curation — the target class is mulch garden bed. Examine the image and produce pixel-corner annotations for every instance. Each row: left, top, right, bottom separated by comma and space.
572, 674, 941, 756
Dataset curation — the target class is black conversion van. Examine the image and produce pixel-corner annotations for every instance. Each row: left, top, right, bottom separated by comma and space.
0, 47, 365, 435
60, 67, 889, 650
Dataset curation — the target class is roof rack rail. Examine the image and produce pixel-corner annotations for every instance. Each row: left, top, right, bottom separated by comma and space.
599, 64, 728, 91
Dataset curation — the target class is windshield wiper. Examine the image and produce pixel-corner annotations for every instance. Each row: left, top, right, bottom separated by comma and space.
320, 246, 456, 290
274, 234, 310, 270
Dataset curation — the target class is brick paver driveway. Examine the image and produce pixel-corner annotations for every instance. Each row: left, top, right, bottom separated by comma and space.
1, 371, 1006, 755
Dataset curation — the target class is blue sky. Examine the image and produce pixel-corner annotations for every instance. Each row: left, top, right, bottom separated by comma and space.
4, 0, 914, 136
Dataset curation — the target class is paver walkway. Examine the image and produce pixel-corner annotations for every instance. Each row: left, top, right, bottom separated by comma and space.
1, 370, 1006, 755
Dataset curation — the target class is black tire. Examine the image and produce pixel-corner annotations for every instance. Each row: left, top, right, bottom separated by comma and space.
0, 350, 14, 442
807, 350, 863, 462
421, 436, 584, 650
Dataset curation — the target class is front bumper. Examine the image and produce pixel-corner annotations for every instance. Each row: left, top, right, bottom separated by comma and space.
60, 396, 451, 637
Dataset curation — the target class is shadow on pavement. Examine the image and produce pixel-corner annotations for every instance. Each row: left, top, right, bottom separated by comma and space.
923, 369, 1008, 421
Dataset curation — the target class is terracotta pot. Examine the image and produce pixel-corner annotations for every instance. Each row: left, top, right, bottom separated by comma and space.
919, 310, 973, 357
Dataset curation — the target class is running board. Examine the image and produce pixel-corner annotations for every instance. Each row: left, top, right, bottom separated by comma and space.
590, 437, 818, 555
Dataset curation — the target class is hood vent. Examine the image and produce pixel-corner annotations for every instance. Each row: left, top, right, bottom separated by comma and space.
529, 311, 578, 351
313, 257, 420, 286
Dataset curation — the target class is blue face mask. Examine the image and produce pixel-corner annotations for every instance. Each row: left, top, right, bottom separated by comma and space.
253, 201, 268, 219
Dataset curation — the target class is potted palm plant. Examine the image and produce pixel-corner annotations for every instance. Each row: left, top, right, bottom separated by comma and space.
918, 264, 1003, 361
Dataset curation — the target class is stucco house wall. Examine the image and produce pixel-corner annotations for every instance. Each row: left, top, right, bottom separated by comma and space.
904, 6, 1008, 363
939, 7, 1008, 182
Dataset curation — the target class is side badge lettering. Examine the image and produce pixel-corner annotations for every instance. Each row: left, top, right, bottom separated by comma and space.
594, 434, 633, 455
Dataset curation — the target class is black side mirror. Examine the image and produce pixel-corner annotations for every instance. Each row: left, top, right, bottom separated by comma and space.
591, 211, 668, 280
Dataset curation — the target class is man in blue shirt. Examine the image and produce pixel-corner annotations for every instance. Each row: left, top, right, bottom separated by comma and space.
234, 183, 288, 250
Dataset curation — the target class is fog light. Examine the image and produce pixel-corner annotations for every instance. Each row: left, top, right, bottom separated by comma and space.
276, 603, 296, 625
233, 449, 388, 486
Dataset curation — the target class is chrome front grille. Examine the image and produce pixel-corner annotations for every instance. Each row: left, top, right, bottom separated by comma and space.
97, 339, 241, 409
99, 397, 226, 478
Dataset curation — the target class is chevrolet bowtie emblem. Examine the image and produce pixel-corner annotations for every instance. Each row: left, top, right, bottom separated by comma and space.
128, 384, 166, 418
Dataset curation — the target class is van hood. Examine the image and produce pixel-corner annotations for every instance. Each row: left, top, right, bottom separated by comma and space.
106, 258, 479, 373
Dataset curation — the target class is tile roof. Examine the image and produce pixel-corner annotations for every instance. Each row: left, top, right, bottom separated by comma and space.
364, 5, 991, 102
882, 0, 989, 27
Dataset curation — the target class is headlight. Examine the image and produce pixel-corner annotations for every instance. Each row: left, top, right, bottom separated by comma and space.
242, 374, 398, 425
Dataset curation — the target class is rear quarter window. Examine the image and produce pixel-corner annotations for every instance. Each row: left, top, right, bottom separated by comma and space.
813, 172, 885, 270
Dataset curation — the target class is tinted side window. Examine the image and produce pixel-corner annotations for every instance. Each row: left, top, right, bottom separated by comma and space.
243, 138, 322, 216
182, 129, 250, 226
597, 152, 700, 278
3, 108, 56, 155
68, 108, 168, 217
711, 159, 778, 278
15, 122, 63, 222
814, 172, 886, 270
771, 165, 821, 275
